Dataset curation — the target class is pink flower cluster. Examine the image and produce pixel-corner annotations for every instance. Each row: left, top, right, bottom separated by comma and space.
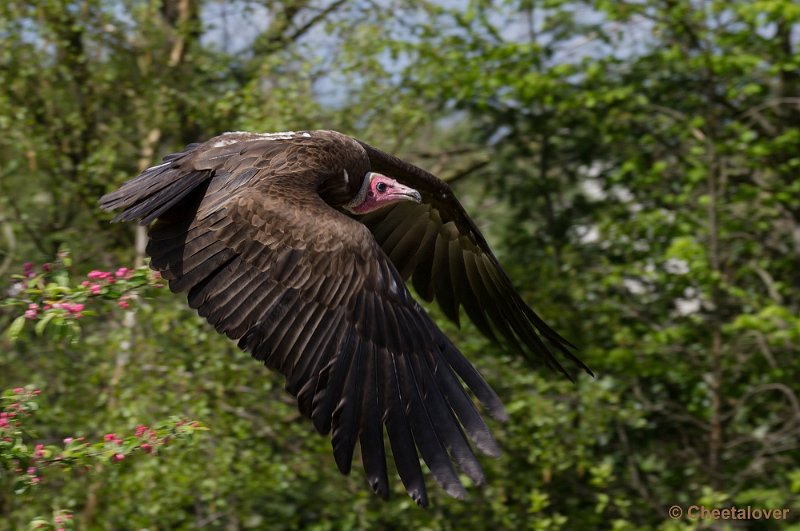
24, 303, 38, 320
53, 302, 85, 314
24, 443, 46, 484
21, 261, 53, 280
87, 267, 131, 282
0, 388, 38, 432
54, 512, 73, 531
104, 432, 123, 445
82, 268, 139, 305
52, 302, 85, 316
24, 302, 84, 320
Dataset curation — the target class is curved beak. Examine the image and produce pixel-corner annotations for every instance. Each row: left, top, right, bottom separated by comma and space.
387, 181, 422, 204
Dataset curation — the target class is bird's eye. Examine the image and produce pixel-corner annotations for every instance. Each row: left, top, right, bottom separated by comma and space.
376, 182, 388, 193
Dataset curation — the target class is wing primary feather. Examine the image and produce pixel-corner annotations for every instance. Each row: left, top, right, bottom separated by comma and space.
375, 208, 415, 257
387, 215, 430, 279
362, 205, 402, 243
429, 349, 502, 458
480, 260, 576, 380
400, 352, 468, 499
383, 351, 428, 507
410, 214, 439, 301
311, 325, 356, 434
408, 350, 487, 484
432, 230, 459, 324
254, 289, 304, 369
289, 306, 344, 394
270, 300, 323, 374
225, 275, 305, 338
471, 255, 529, 357
295, 310, 348, 415
461, 252, 498, 340
331, 334, 366, 474
209, 277, 280, 338
440, 341, 508, 422
359, 345, 389, 499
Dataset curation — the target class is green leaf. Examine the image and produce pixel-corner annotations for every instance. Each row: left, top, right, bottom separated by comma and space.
5, 315, 26, 342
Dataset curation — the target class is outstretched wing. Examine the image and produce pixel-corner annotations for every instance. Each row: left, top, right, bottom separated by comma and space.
356, 141, 593, 380
100, 136, 507, 506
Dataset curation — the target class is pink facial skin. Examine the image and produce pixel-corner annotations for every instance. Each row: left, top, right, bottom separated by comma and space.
346, 173, 422, 214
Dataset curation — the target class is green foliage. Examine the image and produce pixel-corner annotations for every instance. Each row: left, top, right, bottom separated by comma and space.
1, 0, 799, 529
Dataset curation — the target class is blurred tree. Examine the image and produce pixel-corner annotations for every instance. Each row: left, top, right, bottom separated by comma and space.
1, 0, 799, 529
386, 0, 800, 527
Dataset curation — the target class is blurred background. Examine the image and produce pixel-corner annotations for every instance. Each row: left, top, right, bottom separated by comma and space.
1, 0, 799, 529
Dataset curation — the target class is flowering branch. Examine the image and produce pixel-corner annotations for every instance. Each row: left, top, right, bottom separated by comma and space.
3, 251, 165, 344
1, 386, 207, 529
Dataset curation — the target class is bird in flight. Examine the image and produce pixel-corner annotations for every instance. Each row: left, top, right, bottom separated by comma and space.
100, 130, 592, 506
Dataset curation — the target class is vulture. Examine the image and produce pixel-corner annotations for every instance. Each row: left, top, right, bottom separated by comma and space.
100, 130, 591, 506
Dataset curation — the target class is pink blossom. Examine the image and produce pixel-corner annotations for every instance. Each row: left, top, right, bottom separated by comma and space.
118, 299, 130, 309
0, 418, 7, 428
104, 433, 116, 441
112, 453, 125, 462
140, 443, 153, 454
13, 388, 24, 394
30, 477, 40, 484
135, 424, 147, 437
90, 283, 102, 294
27, 467, 36, 475
42, 263, 52, 272
63, 437, 73, 445
87, 270, 107, 280
115, 267, 131, 278
23, 262, 35, 278
67, 303, 84, 314
81, 281, 90, 287
24, 309, 37, 320
28, 303, 39, 310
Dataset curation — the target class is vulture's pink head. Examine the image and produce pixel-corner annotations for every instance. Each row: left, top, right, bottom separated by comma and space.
343, 172, 422, 214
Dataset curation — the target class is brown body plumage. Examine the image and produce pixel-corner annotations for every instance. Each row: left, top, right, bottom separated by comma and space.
100, 130, 591, 506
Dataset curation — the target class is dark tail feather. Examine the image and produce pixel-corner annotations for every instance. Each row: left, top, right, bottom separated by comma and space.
99, 143, 211, 224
